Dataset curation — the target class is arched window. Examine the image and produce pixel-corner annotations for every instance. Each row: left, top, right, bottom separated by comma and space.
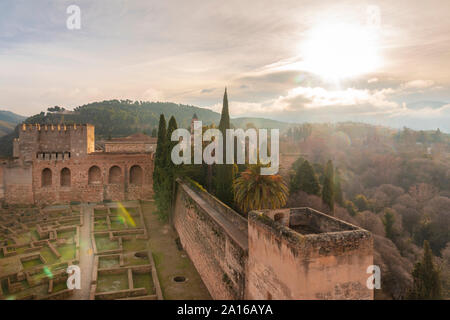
60, 168, 71, 187
129, 165, 143, 185
108, 166, 122, 184
88, 166, 102, 185
42, 168, 52, 187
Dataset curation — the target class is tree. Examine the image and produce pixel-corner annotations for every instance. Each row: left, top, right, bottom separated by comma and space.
289, 156, 305, 192
344, 200, 357, 217
233, 165, 289, 214
322, 160, 335, 212
162, 116, 178, 212
215, 88, 234, 206
296, 160, 321, 196
334, 168, 344, 206
153, 114, 168, 200
383, 209, 396, 240
354, 194, 370, 212
409, 240, 442, 299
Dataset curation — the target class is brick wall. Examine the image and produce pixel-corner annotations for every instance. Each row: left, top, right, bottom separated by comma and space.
171, 179, 248, 299
2, 165, 34, 204
31, 153, 153, 205
104, 143, 156, 153
245, 210, 373, 300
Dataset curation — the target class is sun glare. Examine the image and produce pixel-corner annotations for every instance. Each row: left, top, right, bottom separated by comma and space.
301, 23, 381, 80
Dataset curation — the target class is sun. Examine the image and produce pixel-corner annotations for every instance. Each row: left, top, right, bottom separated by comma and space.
301, 23, 381, 80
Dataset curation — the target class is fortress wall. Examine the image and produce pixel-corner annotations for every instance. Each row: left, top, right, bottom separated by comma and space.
30, 153, 153, 205
104, 143, 155, 153
172, 178, 248, 299
17, 124, 95, 162
3, 165, 34, 204
245, 211, 373, 300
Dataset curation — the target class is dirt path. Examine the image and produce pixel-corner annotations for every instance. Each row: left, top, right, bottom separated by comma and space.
68, 204, 94, 300
141, 201, 211, 300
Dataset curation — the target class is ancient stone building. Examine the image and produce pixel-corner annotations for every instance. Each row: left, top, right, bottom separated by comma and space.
0, 124, 154, 205
172, 178, 374, 300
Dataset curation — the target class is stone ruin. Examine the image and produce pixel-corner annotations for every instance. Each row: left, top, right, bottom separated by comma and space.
0, 205, 81, 300
89, 202, 162, 300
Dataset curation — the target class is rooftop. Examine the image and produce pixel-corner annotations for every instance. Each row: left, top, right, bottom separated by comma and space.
106, 133, 157, 144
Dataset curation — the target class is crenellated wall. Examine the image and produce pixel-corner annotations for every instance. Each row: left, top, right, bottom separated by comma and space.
171, 180, 374, 300
1, 123, 154, 205
15, 124, 95, 162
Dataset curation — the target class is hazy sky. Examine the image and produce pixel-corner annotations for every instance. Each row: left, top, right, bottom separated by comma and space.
1, 0, 450, 131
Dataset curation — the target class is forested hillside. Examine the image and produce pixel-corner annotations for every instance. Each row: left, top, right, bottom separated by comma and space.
0, 100, 290, 157
0, 110, 26, 137
283, 123, 450, 299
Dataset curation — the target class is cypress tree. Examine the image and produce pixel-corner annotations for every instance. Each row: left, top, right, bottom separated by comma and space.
215, 88, 234, 206
298, 160, 320, 196
165, 116, 178, 205
334, 168, 344, 206
289, 156, 305, 193
153, 114, 167, 199
322, 160, 335, 212
154, 115, 178, 218
409, 240, 442, 299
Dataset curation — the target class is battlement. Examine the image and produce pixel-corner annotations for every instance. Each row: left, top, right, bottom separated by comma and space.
20, 123, 94, 132
16, 123, 95, 162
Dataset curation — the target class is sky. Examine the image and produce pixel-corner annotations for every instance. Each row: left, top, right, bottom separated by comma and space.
1, 0, 450, 131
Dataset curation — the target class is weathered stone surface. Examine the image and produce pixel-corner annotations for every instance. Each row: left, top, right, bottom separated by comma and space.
1, 124, 154, 205
172, 179, 374, 300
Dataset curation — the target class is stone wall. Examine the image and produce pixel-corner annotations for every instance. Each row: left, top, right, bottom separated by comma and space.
245, 209, 373, 300
2, 164, 34, 204
16, 124, 95, 163
171, 181, 374, 300
104, 143, 156, 153
171, 178, 248, 300
1, 123, 154, 205
31, 153, 153, 205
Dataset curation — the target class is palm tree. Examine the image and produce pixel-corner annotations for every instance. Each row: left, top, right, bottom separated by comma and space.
233, 165, 289, 214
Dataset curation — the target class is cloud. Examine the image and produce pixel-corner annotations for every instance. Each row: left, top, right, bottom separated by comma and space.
368, 78, 378, 83
201, 88, 215, 94
401, 80, 435, 90
271, 86, 399, 112
206, 85, 450, 131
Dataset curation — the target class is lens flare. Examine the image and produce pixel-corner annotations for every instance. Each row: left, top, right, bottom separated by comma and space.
43, 266, 53, 279
117, 202, 136, 227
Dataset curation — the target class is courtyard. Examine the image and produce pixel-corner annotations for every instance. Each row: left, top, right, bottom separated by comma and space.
0, 201, 210, 300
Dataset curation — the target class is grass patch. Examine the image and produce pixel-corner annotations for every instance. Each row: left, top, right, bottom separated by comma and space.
22, 258, 43, 269
59, 245, 76, 260
40, 247, 58, 264
122, 239, 147, 252
52, 281, 67, 292
133, 273, 154, 294
94, 218, 108, 231
110, 216, 127, 230
99, 256, 120, 269
58, 230, 75, 240
94, 209, 108, 216
125, 253, 149, 266
96, 273, 128, 292
95, 235, 119, 252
